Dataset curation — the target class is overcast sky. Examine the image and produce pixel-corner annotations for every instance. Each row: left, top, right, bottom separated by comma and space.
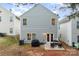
0, 3, 73, 20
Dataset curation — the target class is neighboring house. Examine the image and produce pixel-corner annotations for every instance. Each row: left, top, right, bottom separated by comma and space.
0, 6, 20, 36
59, 12, 79, 47
20, 4, 59, 45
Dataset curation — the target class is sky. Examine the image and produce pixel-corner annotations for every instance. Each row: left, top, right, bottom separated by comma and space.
0, 3, 73, 20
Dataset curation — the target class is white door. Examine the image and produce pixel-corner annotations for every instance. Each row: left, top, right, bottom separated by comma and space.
46, 34, 53, 43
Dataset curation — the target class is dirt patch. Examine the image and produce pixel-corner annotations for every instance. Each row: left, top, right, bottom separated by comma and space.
0, 40, 79, 56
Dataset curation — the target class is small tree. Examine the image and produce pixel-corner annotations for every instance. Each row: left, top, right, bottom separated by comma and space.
59, 3, 79, 19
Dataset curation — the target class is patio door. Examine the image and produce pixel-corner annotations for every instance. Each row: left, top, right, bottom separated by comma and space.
46, 34, 53, 42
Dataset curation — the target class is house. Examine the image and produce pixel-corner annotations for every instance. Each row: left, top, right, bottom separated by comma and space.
20, 4, 59, 46
59, 12, 79, 48
0, 6, 20, 36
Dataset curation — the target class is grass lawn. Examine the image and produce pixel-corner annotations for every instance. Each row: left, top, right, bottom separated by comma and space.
0, 37, 18, 47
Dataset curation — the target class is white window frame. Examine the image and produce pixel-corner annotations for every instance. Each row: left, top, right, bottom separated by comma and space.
23, 18, 27, 25
10, 28, 13, 33
10, 16, 13, 22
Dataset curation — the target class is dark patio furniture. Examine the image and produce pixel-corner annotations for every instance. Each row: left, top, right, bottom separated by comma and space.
0, 33, 6, 37
58, 43, 62, 48
31, 39, 40, 47
50, 43, 55, 48
53, 40, 59, 42
19, 40, 24, 45
50, 40, 63, 48
72, 42, 75, 47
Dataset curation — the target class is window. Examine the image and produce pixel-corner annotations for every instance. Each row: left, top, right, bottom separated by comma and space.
51, 18, 55, 25
0, 16, 1, 22
10, 28, 13, 33
23, 18, 27, 25
32, 33, 36, 39
77, 21, 79, 28
47, 34, 49, 42
10, 16, 13, 22
27, 33, 36, 40
51, 34, 53, 42
27, 33, 31, 40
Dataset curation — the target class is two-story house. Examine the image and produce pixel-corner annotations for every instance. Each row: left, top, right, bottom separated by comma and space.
60, 12, 79, 48
0, 5, 20, 36
20, 4, 59, 48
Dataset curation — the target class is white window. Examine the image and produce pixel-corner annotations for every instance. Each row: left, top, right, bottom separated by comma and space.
32, 33, 36, 39
27, 33, 36, 40
77, 21, 79, 28
10, 28, 13, 33
23, 18, 27, 25
51, 18, 56, 25
10, 16, 13, 22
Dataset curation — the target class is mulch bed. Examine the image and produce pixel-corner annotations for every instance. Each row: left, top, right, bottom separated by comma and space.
0, 44, 79, 56
0, 41, 79, 56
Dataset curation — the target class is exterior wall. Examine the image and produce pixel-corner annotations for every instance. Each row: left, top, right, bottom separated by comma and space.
0, 6, 19, 36
14, 17, 20, 35
20, 4, 58, 43
72, 17, 79, 45
60, 16, 79, 47
60, 20, 72, 46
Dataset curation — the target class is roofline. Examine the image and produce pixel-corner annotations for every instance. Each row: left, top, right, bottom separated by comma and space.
60, 11, 79, 24
59, 17, 70, 24
20, 3, 58, 18
0, 5, 18, 17
0, 5, 20, 20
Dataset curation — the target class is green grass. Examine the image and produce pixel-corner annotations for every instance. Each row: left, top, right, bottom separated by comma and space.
0, 37, 18, 46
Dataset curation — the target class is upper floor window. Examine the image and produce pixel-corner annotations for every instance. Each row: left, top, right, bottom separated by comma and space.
77, 21, 79, 29
51, 18, 56, 25
0, 16, 1, 22
23, 18, 27, 25
10, 16, 13, 22
10, 28, 13, 33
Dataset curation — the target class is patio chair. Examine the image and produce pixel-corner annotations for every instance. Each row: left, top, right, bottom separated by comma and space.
31, 39, 40, 47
